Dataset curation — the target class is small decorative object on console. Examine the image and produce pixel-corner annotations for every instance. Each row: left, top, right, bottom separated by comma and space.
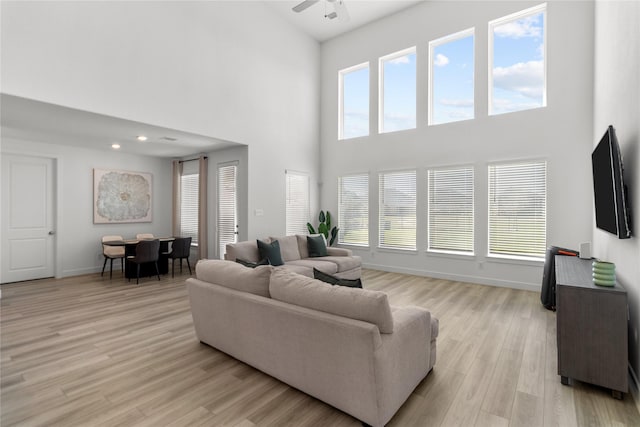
592, 260, 616, 287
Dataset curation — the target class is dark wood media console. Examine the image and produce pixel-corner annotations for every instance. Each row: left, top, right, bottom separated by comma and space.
555, 256, 628, 399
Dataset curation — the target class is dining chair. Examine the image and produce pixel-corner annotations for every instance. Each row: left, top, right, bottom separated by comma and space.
101, 235, 125, 279
164, 237, 193, 277
127, 239, 161, 284
136, 233, 154, 240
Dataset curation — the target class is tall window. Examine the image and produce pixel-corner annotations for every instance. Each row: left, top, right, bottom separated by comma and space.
379, 170, 416, 250
217, 162, 238, 259
338, 174, 369, 246
180, 173, 199, 245
488, 160, 546, 259
489, 4, 546, 115
286, 171, 310, 235
428, 166, 474, 254
339, 63, 369, 140
429, 29, 475, 125
379, 47, 417, 133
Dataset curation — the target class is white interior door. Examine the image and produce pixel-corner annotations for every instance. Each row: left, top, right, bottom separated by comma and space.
1, 154, 55, 283
217, 162, 238, 259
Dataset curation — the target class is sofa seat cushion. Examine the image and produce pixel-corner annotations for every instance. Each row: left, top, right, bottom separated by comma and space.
196, 259, 272, 298
269, 235, 301, 261
316, 255, 362, 272
270, 269, 394, 334
275, 264, 313, 277
285, 259, 338, 275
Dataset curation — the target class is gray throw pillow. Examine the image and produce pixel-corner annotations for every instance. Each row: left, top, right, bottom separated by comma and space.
257, 239, 284, 266
236, 258, 270, 268
307, 235, 328, 257
313, 268, 362, 288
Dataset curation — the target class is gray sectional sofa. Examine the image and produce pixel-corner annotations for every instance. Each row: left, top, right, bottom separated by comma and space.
187, 259, 438, 427
224, 234, 362, 279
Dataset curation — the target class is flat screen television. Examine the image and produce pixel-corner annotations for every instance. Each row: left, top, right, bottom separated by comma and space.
592, 125, 631, 239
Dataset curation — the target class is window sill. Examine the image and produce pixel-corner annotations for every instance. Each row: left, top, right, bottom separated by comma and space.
486, 254, 544, 267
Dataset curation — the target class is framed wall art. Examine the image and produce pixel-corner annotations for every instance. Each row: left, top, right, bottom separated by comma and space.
93, 168, 153, 223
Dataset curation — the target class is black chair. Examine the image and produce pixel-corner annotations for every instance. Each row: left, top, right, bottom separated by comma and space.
165, 237, 192, 277
127, 239, 161, 284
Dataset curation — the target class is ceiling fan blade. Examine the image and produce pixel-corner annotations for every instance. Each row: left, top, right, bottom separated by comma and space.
333, 0, 350, 22
292, 0, 320, 13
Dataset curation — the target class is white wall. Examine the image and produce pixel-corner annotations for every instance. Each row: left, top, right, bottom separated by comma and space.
1, 138, 172, 277
320, 0, 595, 290
593, 0, 640, 382
1, 0, 320, 242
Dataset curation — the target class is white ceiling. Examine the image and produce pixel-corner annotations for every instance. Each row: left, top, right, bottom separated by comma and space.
265, 0, 424, 42
1, 1, 423, 158
1, 95, 240, 158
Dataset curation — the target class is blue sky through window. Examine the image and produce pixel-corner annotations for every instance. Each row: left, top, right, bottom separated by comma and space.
342, 65, 369, 139
491, 9, 545, 115
431, 32, 474, 125
382, 50, 416, 133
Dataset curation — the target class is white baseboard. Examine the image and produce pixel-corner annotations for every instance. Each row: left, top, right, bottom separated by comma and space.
362, 262, 540, 292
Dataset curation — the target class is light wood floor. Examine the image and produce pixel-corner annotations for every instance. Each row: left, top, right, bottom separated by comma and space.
1, 269, 639, 426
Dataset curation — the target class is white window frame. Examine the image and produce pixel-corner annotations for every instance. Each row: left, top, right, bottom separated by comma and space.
285, 170, 310, 236
488, 3, 547, 116
338, 62, 370, 140
378, 46, 417, 134
488, 159, 547, 260
378, 169, 417, 251
427, 165, 475, 255
338, 173, 369, 247
428, 28, 475, 126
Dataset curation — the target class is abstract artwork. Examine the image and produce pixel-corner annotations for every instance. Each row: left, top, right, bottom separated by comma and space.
94, 169, 152, 223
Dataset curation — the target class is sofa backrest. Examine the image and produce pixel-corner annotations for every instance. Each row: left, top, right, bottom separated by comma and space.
268, 235, 301, 261
269, 269, 394, 333
196, 259, 272, 298
225, 240, 264, 263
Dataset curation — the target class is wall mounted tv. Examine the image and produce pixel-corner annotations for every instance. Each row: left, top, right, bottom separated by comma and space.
592, 125, 631, 239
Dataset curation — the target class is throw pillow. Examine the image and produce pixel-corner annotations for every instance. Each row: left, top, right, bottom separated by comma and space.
257, 239, 284, 266
313, 268, 363, 288
236, 258, 270, 268
307, 235, 328, 257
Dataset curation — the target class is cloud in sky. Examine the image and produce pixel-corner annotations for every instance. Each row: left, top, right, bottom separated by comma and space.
388, 55, 411, 65
439, 99, 474, 108
493, 60, 544, 99
434, 53, 449, 67
494, 15, 542, 39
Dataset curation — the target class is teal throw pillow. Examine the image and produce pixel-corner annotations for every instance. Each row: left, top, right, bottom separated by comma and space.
257, 239, 284, 266
307, 235, 328, 257
236, 258, 269, 268
313, 268, 363, 288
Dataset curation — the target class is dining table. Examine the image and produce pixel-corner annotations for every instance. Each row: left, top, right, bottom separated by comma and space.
102, 237, 175, 279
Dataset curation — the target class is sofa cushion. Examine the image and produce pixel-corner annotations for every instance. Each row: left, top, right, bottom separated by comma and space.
269, 235, 301, 261
317, 255, 362, 272
269, 269, 394, 333
257, 239, 284, 266
196, 260, 272, 298
297, 234, 326, 259
313, 268, 362, 288
236, 258, 269, 268
226, 240, 262, 262
285, 259, 338, 275
307, 235, 328, 257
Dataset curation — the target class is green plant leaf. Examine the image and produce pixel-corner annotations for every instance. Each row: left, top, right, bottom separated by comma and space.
330, 227, 339, 246
307, 223, 316, 234
319, 211, 326, 223
318, 223, 328, 237
325, 211, 332, 229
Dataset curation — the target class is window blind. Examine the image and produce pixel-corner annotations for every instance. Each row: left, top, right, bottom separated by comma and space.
338, 174, 369, 246
428, 166, 474, 254
285, 171, 310, 236
217, 163, 238, 259
180, 173, 199, 245
379, 170, 416, 250
488, 161, 546, 258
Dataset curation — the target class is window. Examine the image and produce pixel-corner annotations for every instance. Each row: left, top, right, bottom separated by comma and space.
180, 173, 199, 245
339, 63, 369, 140
338, 174, 369, 246
217, 162, 238, 259
488, 160, 546, 259
379, 47, 417, 133
429, 29, 475, 125
489, 4, 546, 115
428, 166, 474, 254
286, 171, 310, 235
379, 170, 416, 250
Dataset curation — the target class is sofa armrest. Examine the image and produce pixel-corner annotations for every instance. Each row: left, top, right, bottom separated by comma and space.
327, 247, 353, 257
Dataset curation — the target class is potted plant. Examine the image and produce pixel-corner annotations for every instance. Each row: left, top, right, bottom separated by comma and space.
307, 210, 339, 246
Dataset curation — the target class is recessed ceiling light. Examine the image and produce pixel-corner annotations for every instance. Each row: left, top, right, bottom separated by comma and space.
137, 135, 147, 141
112, 143, 121, 149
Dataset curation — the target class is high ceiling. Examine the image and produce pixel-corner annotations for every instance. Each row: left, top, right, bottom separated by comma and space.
266, 0, 424, 42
